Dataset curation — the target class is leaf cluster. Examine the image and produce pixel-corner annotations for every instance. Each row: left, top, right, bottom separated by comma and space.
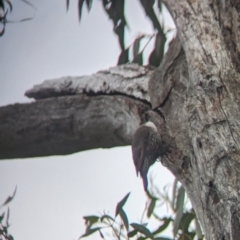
0, 0, 35, 37
0, 187, 16, 240
79, 179, 204, 240
67, 0, 174, 67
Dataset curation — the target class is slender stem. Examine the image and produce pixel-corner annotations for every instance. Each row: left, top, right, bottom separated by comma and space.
106, 217, 121, 240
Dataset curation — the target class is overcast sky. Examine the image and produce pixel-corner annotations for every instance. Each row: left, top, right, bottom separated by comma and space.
0, 1, 175, 239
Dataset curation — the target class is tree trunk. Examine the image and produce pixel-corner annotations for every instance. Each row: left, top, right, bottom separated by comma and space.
1, 0, 240, 239
157, 1, 240, 239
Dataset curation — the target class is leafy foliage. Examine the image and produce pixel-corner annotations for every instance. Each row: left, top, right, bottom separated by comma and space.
79, 181, 204, 240
0, 0, 12, 36
0, 187, 16, 240
0, 0, 35, 37
67, 0, 175, 67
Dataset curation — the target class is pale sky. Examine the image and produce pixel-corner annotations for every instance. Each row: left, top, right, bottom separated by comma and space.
0, 1, 175, 239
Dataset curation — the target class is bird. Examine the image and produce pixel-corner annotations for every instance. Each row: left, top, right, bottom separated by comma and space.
131, 121, 162, 191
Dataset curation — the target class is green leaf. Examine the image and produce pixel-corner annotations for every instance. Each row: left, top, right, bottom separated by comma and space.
83, 215, 99, 227
5, 207, 9, 227
100, 214, 115, 223
148, 32, 166, 67
117, 48, 129, 65
4, 0, 13, 12
173, 185, 185, 236
152, 217, 172, 235
133, 35, 144, 59
79, 227, 101, 239
157, 0, 162, 12
78, 0, 85, 22
179, 212, 195, 233
130, 223, 153, 239
0, 213, 4, 223
8, 234, 14, 240
147, 198, 156, 218
154, 32, 165, 60
115, 192, 130, 217
128, 229, 138, 238
99, 229, 104, 239
1, 186, 17, 207
172, 178, 178, 210
138, 0, 161, 31
102, 0, 126, 50
132, 52, 143, 65
119, 209, 129, 230
66, 0, 70, 11
86, 0, 92, 11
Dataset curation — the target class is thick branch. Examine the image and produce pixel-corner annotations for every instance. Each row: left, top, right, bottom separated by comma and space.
25, 64, 153, 102
0, 95, 149, 159
0, 64, 156, 159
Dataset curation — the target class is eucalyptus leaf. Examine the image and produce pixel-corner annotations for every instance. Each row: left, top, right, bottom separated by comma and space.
132, 52, 143, 65
83, 215, 99, 227
119, 209, 129, 230
99, 229, 104, 239
79, 227, 101, 239
172, 178, 178, 210
78, 0, 85, 22
66, 0, 70, 11
179, 212, 195, 233
0, 213, 4, 223
157, 0, 162, 12
128, 229, 138, 238
4, 0, 12, 12
173, 186, 185, 236
115, 192, 130, 217
117, 48, 129, 65
147, 198, 156, 218
130, 223, 154, 239
133, 35, 144, 59
152, 217, 172, 235
86, 0, 92, 11
1, 186, 17, 207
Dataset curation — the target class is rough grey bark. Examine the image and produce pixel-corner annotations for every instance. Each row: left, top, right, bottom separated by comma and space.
1, 0, 240, 239
152, 1, 240, 239
0, 64, 152, 159
0, 95, 149, 159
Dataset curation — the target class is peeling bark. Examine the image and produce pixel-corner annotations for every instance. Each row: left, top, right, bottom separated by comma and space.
25, 64, 153, 102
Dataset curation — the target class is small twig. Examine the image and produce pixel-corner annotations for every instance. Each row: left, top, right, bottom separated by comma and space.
106, 217, 121, 240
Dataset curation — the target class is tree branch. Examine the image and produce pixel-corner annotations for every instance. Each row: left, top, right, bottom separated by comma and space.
0, 64, 155, 160
0, 95, 150, 159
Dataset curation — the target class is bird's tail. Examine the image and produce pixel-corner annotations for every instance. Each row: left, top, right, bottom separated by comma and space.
142, 175, 148, 191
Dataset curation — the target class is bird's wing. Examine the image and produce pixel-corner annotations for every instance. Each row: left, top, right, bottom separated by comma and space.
131, 127, 150, 176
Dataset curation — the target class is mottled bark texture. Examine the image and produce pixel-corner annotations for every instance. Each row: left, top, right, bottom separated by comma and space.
0, 64, 152, 159
1, 0, 240, 239
153, 0, 240, 239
